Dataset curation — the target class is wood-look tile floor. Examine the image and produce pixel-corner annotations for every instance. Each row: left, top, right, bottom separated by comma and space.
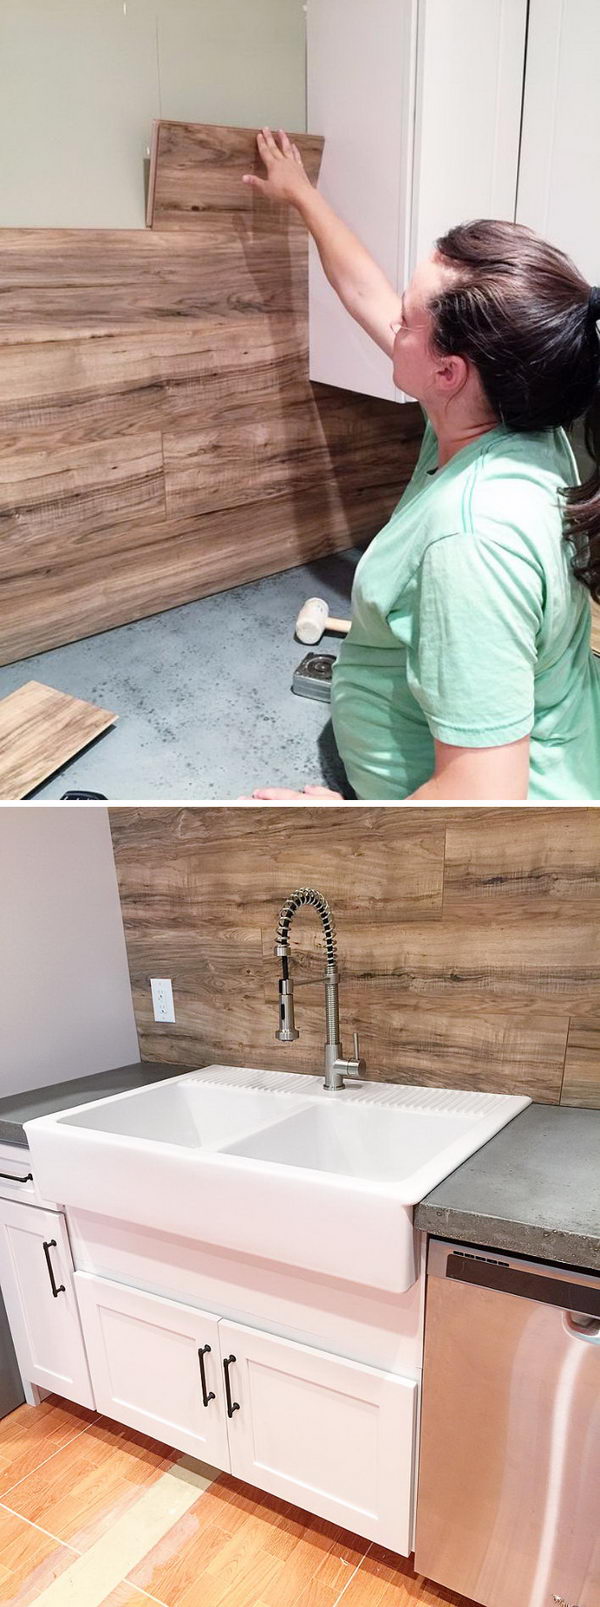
0, 1395, 474, 1607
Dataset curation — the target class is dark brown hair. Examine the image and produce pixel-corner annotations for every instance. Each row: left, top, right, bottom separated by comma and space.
430, 219, 600, 600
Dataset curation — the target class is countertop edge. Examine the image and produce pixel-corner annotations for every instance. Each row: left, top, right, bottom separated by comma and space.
414, 1202, 600, 1273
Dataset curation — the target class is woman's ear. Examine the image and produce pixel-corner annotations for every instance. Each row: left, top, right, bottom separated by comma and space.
436, 352, 469, 397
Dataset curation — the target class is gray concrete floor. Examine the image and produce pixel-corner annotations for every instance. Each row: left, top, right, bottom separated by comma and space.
0, 550, 360, 800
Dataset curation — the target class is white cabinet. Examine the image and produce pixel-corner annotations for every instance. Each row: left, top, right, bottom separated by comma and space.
516, 0, 600, 284
307, 0, 528, 401
74, 1272, 417, 1554
75, 1273, 229, 1467
221, 1319, 416, 1552
0, 1197, 94, 1408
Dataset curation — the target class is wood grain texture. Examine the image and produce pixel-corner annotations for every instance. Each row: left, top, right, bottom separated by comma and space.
562, 1016, 600, 1107
1, 1400, 476, 1607
0, 681, 116, 798
147, 121, 324, 231
109, 806, 600, 1104
0, 122, 422, 663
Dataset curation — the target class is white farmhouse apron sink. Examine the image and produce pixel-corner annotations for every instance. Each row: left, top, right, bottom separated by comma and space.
25, 1066, 529, 1294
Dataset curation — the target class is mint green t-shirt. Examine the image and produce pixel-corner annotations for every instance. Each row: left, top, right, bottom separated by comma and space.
331, 418, 600, 800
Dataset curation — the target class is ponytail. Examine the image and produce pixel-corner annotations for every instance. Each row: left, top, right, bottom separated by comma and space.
562, 303, 600, 602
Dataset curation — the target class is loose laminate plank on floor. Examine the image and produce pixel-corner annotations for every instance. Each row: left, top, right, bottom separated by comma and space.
0, 681, 116, 798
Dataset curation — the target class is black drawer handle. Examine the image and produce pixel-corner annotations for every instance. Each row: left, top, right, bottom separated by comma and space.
198, 1344, 215, 1408
42, 1240, 65, 1298
223, 1354, 240, 1418
0, 1169, 33, 1184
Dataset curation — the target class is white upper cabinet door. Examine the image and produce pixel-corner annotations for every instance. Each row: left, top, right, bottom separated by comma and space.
409, 0, 528, 267
0, 1199, 94, 1408
516, 0, 600, 284
307, 0, 418, 402
74, 1272, 229, 1468
220, 1319, 418, 1553
307, 0, 528, 402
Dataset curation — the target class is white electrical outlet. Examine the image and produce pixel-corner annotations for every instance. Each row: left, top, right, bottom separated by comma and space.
150, 978, 175, 1023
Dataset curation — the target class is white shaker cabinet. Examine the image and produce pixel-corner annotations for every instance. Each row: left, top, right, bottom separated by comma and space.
307, 0, 528, 401
220, 1318, 417, 1552
73, 1271, 417, 1554
75, 1272, 230, 1468
516, 0, 600, 284
0, 1197, 94, 1408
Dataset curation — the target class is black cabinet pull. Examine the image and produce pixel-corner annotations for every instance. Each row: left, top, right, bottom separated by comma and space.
198, 1344, 215, 1408
42, 1240, 65, 1298
0, 1169, 33, 1184
223, 1354, 240, 1418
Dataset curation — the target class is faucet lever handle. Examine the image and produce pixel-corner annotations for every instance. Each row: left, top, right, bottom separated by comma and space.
353, 1031, 360, 1061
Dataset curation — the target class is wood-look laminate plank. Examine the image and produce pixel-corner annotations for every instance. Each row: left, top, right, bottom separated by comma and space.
110, 807, 446, 928
443, 807, 600, 915
163, 388, 422, 518
0, 682, 116, 799
147, 122, 323, 232
561, 1016, 600, 1107
0, 478, 388, 665
263, 912, 600, 1002
134, 982, 567, 1101
0, 231, 310, 329
110, 807, 600, 1104
0, 436, 165, 570
0, 319, 312, 445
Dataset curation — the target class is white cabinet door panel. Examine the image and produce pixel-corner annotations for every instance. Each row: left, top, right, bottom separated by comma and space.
516, 0, 600, 284
0, 1199, 94, 1407
307, 0, 418, 401
75, 1272, 229, 1467
409, 0, 528, 268
221, 1319, 417, 1553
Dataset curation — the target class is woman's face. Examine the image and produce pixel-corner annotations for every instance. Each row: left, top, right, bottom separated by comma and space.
390, 252, 454, 400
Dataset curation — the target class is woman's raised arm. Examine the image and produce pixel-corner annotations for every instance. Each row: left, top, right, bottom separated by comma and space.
243, 128, 401, 357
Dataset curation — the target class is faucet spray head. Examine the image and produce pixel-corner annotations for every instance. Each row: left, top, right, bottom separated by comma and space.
276, 976, 299, 1042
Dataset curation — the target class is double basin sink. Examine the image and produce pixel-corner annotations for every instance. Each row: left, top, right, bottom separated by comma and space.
26, 1066, 529, 1293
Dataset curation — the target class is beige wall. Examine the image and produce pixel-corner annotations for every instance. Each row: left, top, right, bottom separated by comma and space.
0, 808, 138, 1097
0, 0, 306, 227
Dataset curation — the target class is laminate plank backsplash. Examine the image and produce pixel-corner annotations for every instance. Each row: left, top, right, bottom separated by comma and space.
0, 123, 423, 665
110, 806, 600, 1106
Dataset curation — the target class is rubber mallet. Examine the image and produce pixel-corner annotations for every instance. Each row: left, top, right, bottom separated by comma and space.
295, 596, 351, 645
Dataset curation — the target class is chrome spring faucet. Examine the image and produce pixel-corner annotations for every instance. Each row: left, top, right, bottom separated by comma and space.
274, 888, 366, 1091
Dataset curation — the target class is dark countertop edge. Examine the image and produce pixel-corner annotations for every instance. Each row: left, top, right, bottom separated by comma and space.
414, 1202, 600, 1274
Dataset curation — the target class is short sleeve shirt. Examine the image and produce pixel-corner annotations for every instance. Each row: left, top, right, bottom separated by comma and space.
331, 418, 600, 800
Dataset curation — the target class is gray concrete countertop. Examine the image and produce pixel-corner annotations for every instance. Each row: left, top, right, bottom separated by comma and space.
0, 1062, 192, 1148
415, 1103, 600, 1273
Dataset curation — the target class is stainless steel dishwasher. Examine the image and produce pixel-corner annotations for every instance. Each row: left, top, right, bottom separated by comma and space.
415, 1240, 600, 1607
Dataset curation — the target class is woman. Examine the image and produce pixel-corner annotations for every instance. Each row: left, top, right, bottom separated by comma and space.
244, 128, 600, 802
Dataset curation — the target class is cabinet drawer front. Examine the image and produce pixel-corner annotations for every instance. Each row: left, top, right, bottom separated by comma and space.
0, 1202, 94, 1407
220, 1320, 417, 1554
75, 1272, 229, 1468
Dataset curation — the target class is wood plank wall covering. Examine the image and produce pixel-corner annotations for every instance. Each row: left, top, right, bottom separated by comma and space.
109, 806, 600, 1107
0, 123, 423, 667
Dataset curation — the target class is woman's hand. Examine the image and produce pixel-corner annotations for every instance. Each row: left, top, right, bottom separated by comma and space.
242, 127, 314, 208
237, 785, 344, 802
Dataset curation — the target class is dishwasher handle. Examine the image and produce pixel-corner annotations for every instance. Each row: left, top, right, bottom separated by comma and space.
444, 1251, 600, 1322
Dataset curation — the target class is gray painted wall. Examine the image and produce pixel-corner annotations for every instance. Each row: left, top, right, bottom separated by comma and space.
0, 0, 306, 227
0, 809, 139, 1097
